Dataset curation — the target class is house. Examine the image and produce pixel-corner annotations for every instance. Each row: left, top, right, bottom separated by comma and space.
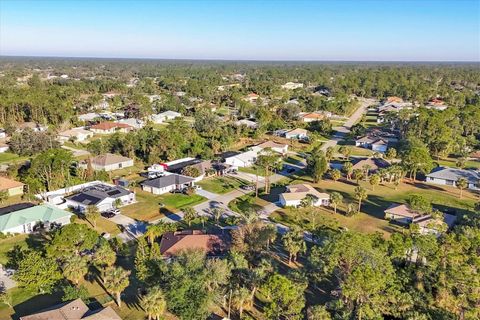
79, 153, 134, 172
150, 111, 182, 124
234, 119, 258, 129
244, 93, 259, 103
470, 150, 480, 161
78, 113, 100, 122
0, 129, 6, 139
252, 141, 289, 155
224, 150, 258, 168
140, 174, 195, 195
17, 122, 47, 132
90, 122, 133, 134
351, 158, 390, 173
117, 118, 145, 129
425, 98, 449, 111
279, 184, 330, 208
384, 203, 456, 235
371, 139, 388, 153
355, 136, 377, 148
147, 163, 168, 178
65, 183, 135, 213
285, 128, 308, 140
0, 203, 72, 234
159, 230, 230, 258
20, 298, 121, 320
425, 167, 480, 190
0, 176, 24, 197
57, 128, 93, 143
299, 112, 326, 123
281, 82, 304, 90
0, 141, 8, 153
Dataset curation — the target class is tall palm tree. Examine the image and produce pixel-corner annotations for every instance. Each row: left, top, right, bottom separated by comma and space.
103, 266, 130, 307
354, 186, 368, 213
456, 177, 468, 199
63, 256, 88, 286
231, 286, 252, 317
140, 286, 166, 320
330, 192, 343, 215
85, 205, 100, 228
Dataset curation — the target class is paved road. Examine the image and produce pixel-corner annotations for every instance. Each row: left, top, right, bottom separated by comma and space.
320, 97, 377, 151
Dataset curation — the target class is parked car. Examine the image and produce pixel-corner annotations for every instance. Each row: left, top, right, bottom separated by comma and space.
170, 189, 184, 194
101, 211, 116, 218
240, 185, 255, 191
286, 168, 296, 173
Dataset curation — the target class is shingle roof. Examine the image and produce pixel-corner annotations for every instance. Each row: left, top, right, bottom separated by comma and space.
91, 122, 132, 130
140, 174, 195, 189
0, 204, 72, 232
281, 184, 330, 201
384, 203, 422, 219
351, 158, 390, 171
426, 167, 480, 184
65, 184, 131, 206
159, 230, 230, 257
90, 153, 133, 167
0, 176, 24, 191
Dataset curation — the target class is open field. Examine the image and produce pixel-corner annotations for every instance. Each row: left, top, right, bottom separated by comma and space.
197, 176, 247, 194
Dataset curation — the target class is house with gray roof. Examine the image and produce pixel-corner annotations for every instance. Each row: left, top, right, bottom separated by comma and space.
65, 183, 135, 213
140, 173, 195, 195
0, 203, 72, 234
425, 167, 480, 190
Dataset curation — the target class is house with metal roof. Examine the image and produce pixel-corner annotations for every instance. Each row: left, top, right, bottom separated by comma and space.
425, 167, 480, 190
140, 173, 195, 195
0, 203, 72, 234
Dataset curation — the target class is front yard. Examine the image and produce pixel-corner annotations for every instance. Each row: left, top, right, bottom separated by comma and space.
197, 176, 247, 194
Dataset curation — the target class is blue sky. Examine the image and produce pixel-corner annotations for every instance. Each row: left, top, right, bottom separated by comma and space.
0, 0, 479, 61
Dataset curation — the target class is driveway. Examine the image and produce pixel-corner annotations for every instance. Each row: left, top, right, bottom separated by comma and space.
62, 145, 91, 158
0, 266, 16, 289
196, 189, 219, 200
110, 213, 147, 242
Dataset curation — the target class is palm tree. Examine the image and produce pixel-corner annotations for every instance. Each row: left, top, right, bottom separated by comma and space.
369, 173, 380, 191
352, 169, 364, 185
85, 205, 100, 228
354, 186, 368, 213
259, 224, 277, 250
330, 192, 343, 215
93, 241, 116, 279
256, 147, 281, 194
282, 227, 306, 264
456, 177, 468, 199
183, 206, 198, 227
103, 266, 130, 307
63, 256, 88, 286
231, 286, 252, 317
362, 164, 371, 181
140, 286, 166, 320
329, 169, 341, 182
211, 207, 223, 224
342, 162, 353, 180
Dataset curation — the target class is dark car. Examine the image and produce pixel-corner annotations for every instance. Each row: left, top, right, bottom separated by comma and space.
170, 189, 184, 194
286, 168, 296, 173
101, 211, 115, 218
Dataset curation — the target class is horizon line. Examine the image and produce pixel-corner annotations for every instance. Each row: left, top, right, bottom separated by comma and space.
0, 54, 479, 64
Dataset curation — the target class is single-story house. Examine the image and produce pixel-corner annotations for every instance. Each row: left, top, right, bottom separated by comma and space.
355, 136, 389, 153
117, 118, 145, 129
65, 183, 135, 213
285, 128, 308, 140
147, 163, 167, 178
351, 157, 390, 173
57, 128, 93, 143
355, 136, 377, 148
78, 112, 100, 122
251, 141, 289, 155
384, 203, 422, 225
234, 119, 258, 129
160, 230, 230, 258
150, 111, 182, 124
79, 153, 134, 172
0, 176, 24, 197
20, 298, 121, 320
224, 150, 258, 168
90, 122, 133, 134
371, 139, 388, 153
0, 141, 9, 153
425, 167, 480, 190
279, 184, 330, 208
140, 173, 195, 195
0, 203, 72, 234
244, 93, 259, 103
281, 82, 304, 90
299, 112, 325, 123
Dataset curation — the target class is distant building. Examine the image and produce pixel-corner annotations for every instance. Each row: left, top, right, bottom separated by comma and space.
234, 119, 258, 129
17, 122, 47, 132
0, 129, 6, 139
299, 112, 326, 123
279, 184, 330, 208
79, 153, 134, 172
78, 113, 100, 122
57, 128, 93, 143
0, 176, 24, 197
160, 230, 230, 258
0, 203, 72, 234
351, 157, 390, 173
244, 93, 259, 103
150, 111, 182, 124
20, 298, 121, 320
90, 122, 133, 134
224, 150, 258, 169
251, 141, 289, 155
117, 118, 145, 129
281, 82, 304, 90
284, 128, 308, 140
425, 167, 480, 190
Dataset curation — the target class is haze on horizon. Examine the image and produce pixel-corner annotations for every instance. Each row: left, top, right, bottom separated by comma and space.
0, 0, 479, 62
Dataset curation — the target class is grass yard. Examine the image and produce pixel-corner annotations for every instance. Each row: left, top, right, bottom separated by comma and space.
435, 157, 480, 170
0, 153, 27, 165
75, 217, 121, 236
0, 234, 29, 265
158, 193, 206, 210
197, 176, 247, 194
238, 165, 274, 176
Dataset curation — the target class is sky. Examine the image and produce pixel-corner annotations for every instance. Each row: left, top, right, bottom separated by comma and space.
0, 0, 479, 61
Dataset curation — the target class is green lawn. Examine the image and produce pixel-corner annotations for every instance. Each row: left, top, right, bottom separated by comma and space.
435, 158, 480, 170
158, 193, 206, 210
0, 234, 29, 265
197, 176, 247, 194
238, 165, 270, 176
0, 153, 26, 165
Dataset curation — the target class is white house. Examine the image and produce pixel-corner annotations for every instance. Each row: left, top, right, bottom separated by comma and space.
140, 174, 195, 195
79, 153, 134, 172
224, 150, 258, 169
147, 163, 167, 178
425, 167, 480, 190
251, 141, 289, 156
0, 142, 9, 153
234, 119, 258, 129
57, 128, 93, 143
281, 82, 304, 90
78, 113, 100, 122
150, 111, 181, 124
0, 203, 72, 234
279, 184, 330, 208
371, 139, 388, 153
64, 183, 135, 213
285, 128, 308, 140
117, 118, 145, 129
